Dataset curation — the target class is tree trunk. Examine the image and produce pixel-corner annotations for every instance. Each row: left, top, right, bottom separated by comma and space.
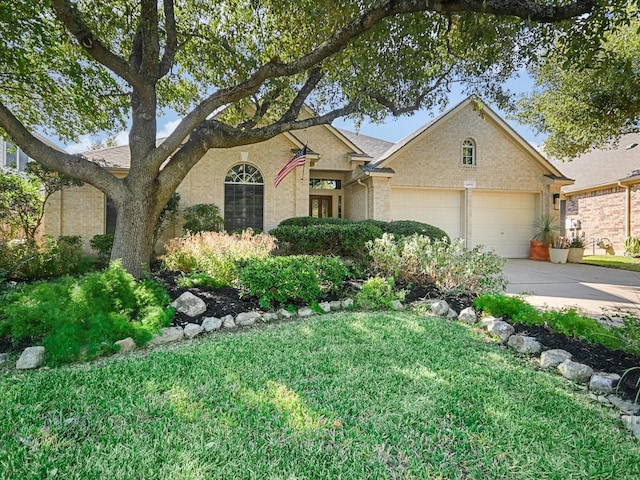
110, 190, 162, 278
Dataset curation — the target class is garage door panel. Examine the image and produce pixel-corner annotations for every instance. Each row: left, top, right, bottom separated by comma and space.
472, 192, 537, 258
390, 188, 462, 239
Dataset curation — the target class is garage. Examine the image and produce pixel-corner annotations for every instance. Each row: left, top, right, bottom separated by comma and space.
471, 192, 538, 258
390, 188, 463, 239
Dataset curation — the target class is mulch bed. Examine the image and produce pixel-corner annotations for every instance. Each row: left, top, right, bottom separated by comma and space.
2, 271, 638, 402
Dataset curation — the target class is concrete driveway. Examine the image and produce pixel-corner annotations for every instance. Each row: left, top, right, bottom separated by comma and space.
504, 259, 640, 318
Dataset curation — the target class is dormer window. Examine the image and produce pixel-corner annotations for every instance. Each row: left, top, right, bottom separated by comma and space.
462, 139, 476, 166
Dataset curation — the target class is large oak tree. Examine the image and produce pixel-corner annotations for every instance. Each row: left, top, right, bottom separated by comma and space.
517, 14, 640, 160
0, 0, 616, 276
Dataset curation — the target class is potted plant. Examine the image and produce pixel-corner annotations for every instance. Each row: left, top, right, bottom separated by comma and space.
567, 233, 586, 263
549, 236, 569, 264
530, 213, 559, 261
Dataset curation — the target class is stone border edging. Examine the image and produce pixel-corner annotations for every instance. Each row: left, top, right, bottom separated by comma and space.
4, 292, 639, 441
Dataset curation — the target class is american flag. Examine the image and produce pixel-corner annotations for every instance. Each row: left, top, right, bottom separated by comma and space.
273, 145, 307, 188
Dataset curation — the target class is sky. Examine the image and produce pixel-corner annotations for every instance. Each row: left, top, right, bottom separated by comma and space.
63, 75, 544, 154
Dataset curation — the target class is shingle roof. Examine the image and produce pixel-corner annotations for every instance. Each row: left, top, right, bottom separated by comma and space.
335, 128, 394, 160
82, 144, 134, 169
551, 133, 640, 193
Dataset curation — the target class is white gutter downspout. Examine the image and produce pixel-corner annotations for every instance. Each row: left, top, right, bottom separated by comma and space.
618, 182, 631, 238
357, 178, 369, 220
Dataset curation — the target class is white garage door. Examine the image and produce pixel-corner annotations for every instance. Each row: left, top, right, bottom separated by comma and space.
390, 188, 462, 239
472, 192, 538, 258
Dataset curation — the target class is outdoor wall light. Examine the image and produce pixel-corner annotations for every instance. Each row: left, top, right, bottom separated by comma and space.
553, 193, 560, 210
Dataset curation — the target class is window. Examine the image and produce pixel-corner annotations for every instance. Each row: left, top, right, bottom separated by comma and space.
309, 178, 342, 190
1, 140, 31, 172
224, 164, 264, 231
462, 139, 476, 166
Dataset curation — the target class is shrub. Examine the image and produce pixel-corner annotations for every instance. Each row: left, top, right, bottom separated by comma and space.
270, 223, 383, 258
278, 217, 350, 227
90, 233, 115, 263
0, 235, 91, 280
473, 293, 541, 324
355, 276, 404, 310
367, 235, 506, 295
624, 236, 640, 257
162, 230, 276, 286
237, 255, 349, 308
183, 203, 224, 233
380, 220, 450, 242
0, 261, 173, 365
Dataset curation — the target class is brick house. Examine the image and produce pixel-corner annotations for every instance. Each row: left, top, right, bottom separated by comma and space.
43, 97, 571, 258
553, 133, 640, 255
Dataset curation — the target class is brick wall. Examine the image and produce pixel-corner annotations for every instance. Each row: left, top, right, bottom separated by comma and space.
565, 187, 629, 254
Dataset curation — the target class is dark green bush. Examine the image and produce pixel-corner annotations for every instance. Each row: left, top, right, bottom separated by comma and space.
278, 216, 351, 227
237, 255, 349, 308
373, 220, 450, 242
90, 233, 115, 263
270, 223, 383, 257
0, 261, 173, 365
183, 203, 224, 233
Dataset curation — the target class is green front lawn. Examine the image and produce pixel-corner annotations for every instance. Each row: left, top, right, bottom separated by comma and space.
2, 312, 639, 479
582, 255, 640, 272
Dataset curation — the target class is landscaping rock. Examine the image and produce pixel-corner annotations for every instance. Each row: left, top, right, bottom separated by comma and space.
540, 349, 572, 368
608, 395, 640, 415
277, 309, 294, 319
487, 320, 515, 343
390, 300, 404, 311
0, 353, 7, 365
458, 307, 478, 324
589, 372, 621, 394
557, 359, 593, 383
16, 346, 45, 370
318, 302, 331, 313
115, 337, 136, 353
184, 323, 204, 339
507, 335, 542, 355
480, 316, 501, 328
170, 292, 206, 317
222, 315, 236, 329
202, 317, 223, 332
430, 300, 450, 317
263, 312, 278, 322
150, 327, 184, 345
342, 298, 354, 309
330, 301, 343, 310
236, 311, 262, 327
621, 415, 640, 441
298, 307, 314, 318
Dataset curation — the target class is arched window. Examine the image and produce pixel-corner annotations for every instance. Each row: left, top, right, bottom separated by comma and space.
224, 164, 264, 231
462, 139, 476, 166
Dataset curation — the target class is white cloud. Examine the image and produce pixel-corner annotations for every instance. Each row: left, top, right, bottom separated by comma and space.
157, 119, 181, 139
65, 135, 94, 154
114, 130, 129, 146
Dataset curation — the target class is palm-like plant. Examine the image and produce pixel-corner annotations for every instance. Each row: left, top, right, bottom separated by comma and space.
532, 213, 560, 247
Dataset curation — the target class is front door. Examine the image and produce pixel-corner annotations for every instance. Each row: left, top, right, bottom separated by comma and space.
309, 195, 333, 218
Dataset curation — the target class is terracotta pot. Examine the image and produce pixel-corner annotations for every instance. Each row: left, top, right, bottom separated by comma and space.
529, 240, 550, 261
549, 248, 569, 264
567, 247, 585, 263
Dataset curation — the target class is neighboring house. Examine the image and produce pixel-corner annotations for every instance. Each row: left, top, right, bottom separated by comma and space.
552, 133, 640, 255
43, 97, 571, 258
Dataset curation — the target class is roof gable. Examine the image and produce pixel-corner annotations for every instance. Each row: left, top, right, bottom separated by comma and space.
370, 97, 567, 178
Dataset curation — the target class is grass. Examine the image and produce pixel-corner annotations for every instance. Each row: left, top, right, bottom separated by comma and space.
582, 255, 640, 272
1, 312, 639, 479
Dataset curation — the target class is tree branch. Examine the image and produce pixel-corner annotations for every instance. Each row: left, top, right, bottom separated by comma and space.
159, 0, 178, 78
0, 102, 123, 196
278, 68, 325, 124
153, 0, 594, 169
50, 0, 147, 93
